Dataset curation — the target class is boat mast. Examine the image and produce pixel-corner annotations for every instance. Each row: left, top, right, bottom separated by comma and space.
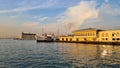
57, 24, 60, 37
41, 24, 44, 35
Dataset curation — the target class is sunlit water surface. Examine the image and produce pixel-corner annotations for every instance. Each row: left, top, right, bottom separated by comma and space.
0, 39, 120, 68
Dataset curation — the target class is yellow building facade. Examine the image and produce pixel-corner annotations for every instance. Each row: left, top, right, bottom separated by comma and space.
59, 35, 73, 41
59, 28, 102, 42
99, 30, 120, 42
73, 28, 102, 42
59, 28, 120, 43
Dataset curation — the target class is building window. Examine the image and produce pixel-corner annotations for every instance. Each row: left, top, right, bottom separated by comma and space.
117, 38, 119, 40
76, 38, 79, 41
112, 33, 115, 37
66, 38, 68, 41
88, 33, 89, 36
106, 33, 108, 37
62, 38, 64, 41
102, 38, 104, 40
116, 33, 120, 36
80, 33, 81, 36
85, 33, 87, 36
93, 33, 95, 36
70, 38, 72, 41
84, 38, 86, 41
112, 38, 115, 40
102, 33, 104, 37
93, 38, 96, 41
81, 33, 83, 36
90, 33, 92, 36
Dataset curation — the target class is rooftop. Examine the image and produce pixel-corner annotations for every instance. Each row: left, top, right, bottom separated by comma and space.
22, 32, 36, 35
73, 28, 103, 32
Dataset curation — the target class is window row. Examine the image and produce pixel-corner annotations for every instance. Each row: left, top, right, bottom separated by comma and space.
102, 38, 108, 40
101, 32, 120, 37
112, 38, 120, 41
112, 33, 120, 37
75, 33, 95, 36
101, 33, 108, 37
62, 38, 72, 41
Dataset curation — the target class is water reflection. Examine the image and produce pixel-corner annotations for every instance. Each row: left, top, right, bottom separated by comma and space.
0, 40, 120, 68
58, 43, 120, 67
100, 45, 114, 57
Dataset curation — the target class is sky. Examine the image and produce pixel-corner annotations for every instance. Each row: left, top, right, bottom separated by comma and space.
0, 0, 120, 38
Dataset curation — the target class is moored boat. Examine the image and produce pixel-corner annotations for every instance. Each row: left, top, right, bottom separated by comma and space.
36, 33, 54, 42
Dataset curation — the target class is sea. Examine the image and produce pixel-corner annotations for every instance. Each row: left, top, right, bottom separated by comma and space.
0, 39, 120, 68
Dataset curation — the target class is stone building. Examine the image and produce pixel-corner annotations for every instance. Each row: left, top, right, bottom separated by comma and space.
20, 32, 36, 40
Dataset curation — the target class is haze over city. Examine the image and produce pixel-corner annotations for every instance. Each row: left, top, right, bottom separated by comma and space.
0, 0, 120, 38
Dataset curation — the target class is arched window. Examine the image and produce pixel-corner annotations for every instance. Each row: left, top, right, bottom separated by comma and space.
62, 38, 64, 41
106, 33, 108, 37
76, 38, 79, 41
112, 33, 115, 37
102, 33, 104, 37
117, 38, 119, 40
87, 33, 89, 36
66, 38, 68, 41
70, 38, 72, 41
116, 32, 119, 36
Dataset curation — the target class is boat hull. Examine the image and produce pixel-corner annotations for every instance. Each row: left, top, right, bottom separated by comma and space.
37, 40, 54, 42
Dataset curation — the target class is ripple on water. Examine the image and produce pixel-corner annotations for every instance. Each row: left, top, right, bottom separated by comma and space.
0, 40, 120, 68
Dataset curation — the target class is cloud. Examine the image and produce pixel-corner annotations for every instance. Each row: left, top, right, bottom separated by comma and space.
38, 17, 48, 21
56, 0, 120, 33
0, 0, 56, 14
79, 2, 120, 29
105, 0, 109, 3
0, 6, 48, 14
0, 0, 81, 14
99, 3, 120, 16
58, 1, 98, 32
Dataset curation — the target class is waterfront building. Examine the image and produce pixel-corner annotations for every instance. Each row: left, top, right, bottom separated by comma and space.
20, 32, 36, 40
59, 28, 102, 42
59, 28, 120, 43
99, 30, 120, 42
72, 28, 102, 41
59, 35, 73, 41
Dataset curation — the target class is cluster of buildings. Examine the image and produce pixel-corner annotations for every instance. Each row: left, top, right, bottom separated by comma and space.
18, 28, 120, 44
19, 32, 56, 40
59, 28, 120, 43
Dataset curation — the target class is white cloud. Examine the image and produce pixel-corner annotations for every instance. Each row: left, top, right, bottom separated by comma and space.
105, 0, 109, 3
58, 1, 98, 32
0, 6, 46, 14
0, 0, 56, 14
38, 17, 48, 21
56, 0, 120, 34
80, 2, 120, 29
99, 3, 120, 16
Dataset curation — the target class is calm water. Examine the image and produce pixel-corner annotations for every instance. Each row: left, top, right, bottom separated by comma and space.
0, 39, 120, 68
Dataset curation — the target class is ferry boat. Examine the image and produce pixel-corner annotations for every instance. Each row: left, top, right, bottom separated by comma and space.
36, 33, 54, 42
